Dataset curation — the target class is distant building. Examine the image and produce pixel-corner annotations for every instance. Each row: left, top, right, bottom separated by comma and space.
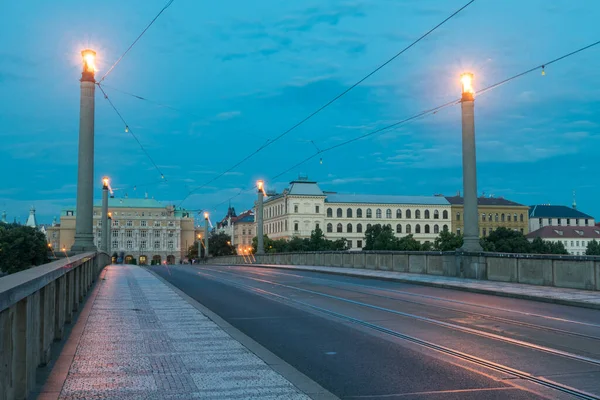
259, 178, 453, 250
526, 226, 600, 255
528, 205, 595, 233
25, 206, 37, 228
46, 198, 195, 264
1, 210, 7, 224
445, 196, 530, 236
216, 207, 255, 252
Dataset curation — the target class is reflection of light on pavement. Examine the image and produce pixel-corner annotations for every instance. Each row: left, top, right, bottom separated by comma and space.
162, 260, 171, 275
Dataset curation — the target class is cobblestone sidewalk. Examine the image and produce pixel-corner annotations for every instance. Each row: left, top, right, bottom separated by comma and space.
254, 264, 600, 309
54, 265, 311, 399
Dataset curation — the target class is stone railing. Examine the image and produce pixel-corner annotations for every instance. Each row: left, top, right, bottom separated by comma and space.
0, 252, 110, 400
213, 251, 600, 291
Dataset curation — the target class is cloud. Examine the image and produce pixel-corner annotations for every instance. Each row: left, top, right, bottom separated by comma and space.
321, 177, 386, 185
215, 111, 241, 120
275, 3, 366, 32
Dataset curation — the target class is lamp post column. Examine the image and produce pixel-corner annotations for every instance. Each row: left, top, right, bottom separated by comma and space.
107, 213, 112, 256
459, 73, 482, 252
204, 213, 209, 260
256, 180, 265, 255
72, 49, 97, 252
101, 177, 109, 252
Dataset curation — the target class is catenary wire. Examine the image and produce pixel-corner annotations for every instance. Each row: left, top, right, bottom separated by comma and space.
202, 38, 600, 214
97, 83, 167, 181
177, 0, 477, 206
100, 0, 175, 82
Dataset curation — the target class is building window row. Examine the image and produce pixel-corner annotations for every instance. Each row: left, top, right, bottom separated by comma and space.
326, 208, 448, 220
482, 213, 525, 223
326, 223, 448, 234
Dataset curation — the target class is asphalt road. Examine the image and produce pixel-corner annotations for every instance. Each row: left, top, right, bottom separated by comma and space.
149, 264, 600, 400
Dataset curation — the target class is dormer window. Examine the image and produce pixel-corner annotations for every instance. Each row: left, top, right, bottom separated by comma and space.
575, 230, 584, 236
553, 230, 563, 236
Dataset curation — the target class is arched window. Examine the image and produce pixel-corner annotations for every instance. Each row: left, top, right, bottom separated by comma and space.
425, 224, 430, 233
337, 208, 343, 218
424, 210, 430, 219
386, 209, 392, 219
357, 223, 363, 233
514, 213, 517, 222
442, 210, 448, 219
327, 223, 333, 233
367, 223, 372, 230
501, 213, 505, 222
357, 208, 363, 218
495, 213, 499, 222
434, 210, 439, 219
396, 224, 402, 233
443, 224, 448, 232
396, 209, 402, 219
406, 209, 412, 219
327, 208, 332, 218
520, 214, 524, 222
482, 213, 486, 222
347, 223, 353, 233
507, 214, 512, 222
456, 212, 461, 221
406, 224, 412, 234
337, 223, 343, 233
366, 208, 372, 218
489, 213, 492, 222
434, 224, 439, 234
415, 210, 421, 219
347, 208, 353, 218
376, 209, 382, 218
415, 224, 421, 234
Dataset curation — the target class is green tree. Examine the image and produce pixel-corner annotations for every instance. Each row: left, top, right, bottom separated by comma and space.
0, 223, 49, 274
586, 239, 600, 255
396, 234, 421, 251
481, 227, 531, 253
420, 241, 433, 251
208, 232, 236, 257
433, 230, 464, 251
187, 242, 205, 259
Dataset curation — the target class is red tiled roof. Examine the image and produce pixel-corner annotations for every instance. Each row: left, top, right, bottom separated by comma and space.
526, 225, 600, 239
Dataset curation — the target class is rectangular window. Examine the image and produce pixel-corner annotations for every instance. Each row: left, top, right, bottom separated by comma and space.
567, 218, 571, 226
585, 219, 589, 226
127, 220, 133, 227
538, 218, 542, 226
67, 211, 73, 216
141, 230, 147, 238
141, 240, 147, 249
315, 205, 320, 214
347, 240, 353, 249
558, 218, 562, 226
571, 241, 574, 246
154, 241, 160, 249
456, 212, 461, 221
316, 223, 320, 231
141, 220, 147, 227
112, 230, 118, 238
126, 230, 133, 237
113, 220, 119, 227
576, 241, 579, 246
154, 221, 161, 227
457, 228, 461, 235
168, 241, 174, 249
168, 231, 174, 238
112, 240, 118, 249
154, 231, 161, 238
357, 240, 363, 248
294, 223, 299, 232
294, 205, 299, 213
242, 229, 246, 235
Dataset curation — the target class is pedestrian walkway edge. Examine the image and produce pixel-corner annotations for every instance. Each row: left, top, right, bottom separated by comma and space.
245, 264, 600, 311
146, 268, 340, 400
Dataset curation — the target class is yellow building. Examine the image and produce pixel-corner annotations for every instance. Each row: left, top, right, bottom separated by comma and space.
46, 198, 196, 264
445, 196, 529, 237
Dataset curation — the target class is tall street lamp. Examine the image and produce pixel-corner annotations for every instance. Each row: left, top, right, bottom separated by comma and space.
72, 49, 97, 252
204, 212, 209, 260
459, 73, 482, 252
256, 180, 265, 255
197, 233, 202, 262
101, 176, 109, 252
107, 212, 112, 256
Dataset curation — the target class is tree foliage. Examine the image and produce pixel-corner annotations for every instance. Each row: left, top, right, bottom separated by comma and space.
251, 227, 348, 253
433, 230, 463, 251
208, 232, 236, 257
586, 239, 600, 256
0, 222, 49, 274
364, 224, 421, 251
529, 237, 569, 255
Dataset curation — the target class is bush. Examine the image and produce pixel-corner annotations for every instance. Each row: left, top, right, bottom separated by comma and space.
0, 223, 49, 274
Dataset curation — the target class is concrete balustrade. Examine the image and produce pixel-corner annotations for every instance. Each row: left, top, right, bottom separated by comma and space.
0, 252, 109, 400
212, 251, 600, 292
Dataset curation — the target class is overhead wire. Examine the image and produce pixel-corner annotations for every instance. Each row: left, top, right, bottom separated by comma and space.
100, 0, 175, 83
177, 0, 477, 206
97, 83, 167, 181
201, 38, 600, 215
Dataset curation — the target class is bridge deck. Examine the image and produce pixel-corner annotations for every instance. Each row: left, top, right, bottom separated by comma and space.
38, 265, 313, 400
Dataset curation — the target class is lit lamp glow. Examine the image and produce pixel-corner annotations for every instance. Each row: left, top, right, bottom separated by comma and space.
257, 180, 264, 193
461, 72, 474, 100
102, 176, 109, 189
82, 49, 96, 73
204, 212, 209, 220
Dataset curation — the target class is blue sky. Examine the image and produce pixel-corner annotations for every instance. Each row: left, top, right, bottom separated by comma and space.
1, 0, 599, 224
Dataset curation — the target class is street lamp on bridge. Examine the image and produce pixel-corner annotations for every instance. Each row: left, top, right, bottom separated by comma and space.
459, 73, 482, 252
72, 49, 97, 252
101, 176, 110, 253
256, 180, 265, 255
204, 212, 209, 259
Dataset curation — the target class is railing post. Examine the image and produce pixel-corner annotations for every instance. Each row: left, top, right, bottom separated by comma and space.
14, 292, 40, 399
39, 282, 56, 366
55, 275, 66, 340
0, 305, 16, 400
65, 271, 74, 323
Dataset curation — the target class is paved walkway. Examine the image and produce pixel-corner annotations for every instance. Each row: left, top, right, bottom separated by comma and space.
41, 265, 313, 400
253, 264, 600, 310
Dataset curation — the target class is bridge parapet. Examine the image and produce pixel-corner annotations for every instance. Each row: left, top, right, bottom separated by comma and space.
0, 251, 109, 400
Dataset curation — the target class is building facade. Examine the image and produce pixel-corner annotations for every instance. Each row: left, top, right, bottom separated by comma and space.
259, 179, 453, 249
216, 207, 255, 253
445, 196, 530, 236
46, 198, 195, 264
526, 226, 600, 255
528, 205, 595, 233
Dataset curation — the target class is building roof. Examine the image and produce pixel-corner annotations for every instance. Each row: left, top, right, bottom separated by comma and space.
235, 214, 254, 223
287, 180, 325, 196
526, 225, 600, 239
63, 198, 192, 217
445, 196, 525, 207
529, 205, 594, 219
326, 194, 450, 205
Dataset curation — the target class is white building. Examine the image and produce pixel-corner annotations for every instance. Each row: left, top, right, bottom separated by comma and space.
529, 205, 595, 232
526, 226, 600, 255
259, 178, 452, 250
